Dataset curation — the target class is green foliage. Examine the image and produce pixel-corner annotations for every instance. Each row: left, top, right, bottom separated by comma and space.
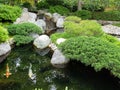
100, 34, 120, 46
14, 35, 33, 46
74, 10, 92, 20
64, 20, 104, 37
7, 23, 42, 46
65, 16, 81, 23
8, 23, 42, 36
36, 0, 49, 9
113, 23, 120, 27
58, 36, 120, 78
49, 5, 70, 16
0, 26, 9, 43
46, 0, 64, 6
50, 32, 76, 44
82, 3, 105, 12
0, 4, 22, 22
22, 2, 32, 11
92, 11, 120, 21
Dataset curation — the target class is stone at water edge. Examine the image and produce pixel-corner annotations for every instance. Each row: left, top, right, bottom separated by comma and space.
33, 35, 51, 49
0, 42, 11, 56
51, 49, 70, 68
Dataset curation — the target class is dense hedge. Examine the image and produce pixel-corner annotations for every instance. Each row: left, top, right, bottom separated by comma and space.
58, 36, 120, 78
0, 26, 9, 43
8, 23, 42, 36
0, 5, 22, 22
74, 10, 92, 20
64, 20, 104, 37
92, 11, 120, 21
7, 23, 42, 46
49, 5, 70, 15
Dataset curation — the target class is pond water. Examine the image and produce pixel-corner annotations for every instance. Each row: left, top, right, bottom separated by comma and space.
0, 45, 120, 90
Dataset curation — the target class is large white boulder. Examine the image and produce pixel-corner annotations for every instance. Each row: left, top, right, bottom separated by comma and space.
0, 42, 11, 56
33, 35, 51, 49
51, 49, 70, 68
56, 17, 64, 28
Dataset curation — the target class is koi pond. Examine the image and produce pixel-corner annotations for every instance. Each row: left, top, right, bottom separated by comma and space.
0, 45, 120, 90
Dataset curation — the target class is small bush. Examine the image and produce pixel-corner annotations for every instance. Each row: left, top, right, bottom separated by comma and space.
0, 26, 9, 43
82, 3, 105, 12
0, 5, 22, 22
65, 16, 81, 23
14, 35, 33, 46
49, 5, 70, 15
58, 36, 120, 78
7, 23, 42, 46
8, 23, 42, 36
36, 1, 49, 9
92, 11, 120, 21
46, 0, 63, 6
74, 10, 92, 19
22, 2, 32, 11
64, 20, 104, 37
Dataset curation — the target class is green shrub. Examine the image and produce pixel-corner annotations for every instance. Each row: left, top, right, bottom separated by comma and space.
74, 10, 92, 19
0, 5, 22, 22
8, 23, 42, 36
0, 26, 9, 43
92, 11, 120, 21
82, 3, 105, 12
100, 34, 120, 46
7, 23, 42, 46
49, 5, 70, 15
58, 36, 120, 78
65, 16, 81, 23
14, 35, 33, 46
113, 23, 120, 27
36, 1, 49, 9
64, 20, 104, 37
46, 0, 63, 6
22, 2, 32, 11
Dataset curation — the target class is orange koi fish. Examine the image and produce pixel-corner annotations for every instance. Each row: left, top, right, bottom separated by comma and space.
4, 63, 12, 78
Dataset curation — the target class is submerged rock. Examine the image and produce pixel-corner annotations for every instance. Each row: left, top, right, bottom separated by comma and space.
33, 35, 51, 49
51, 49, 70, 68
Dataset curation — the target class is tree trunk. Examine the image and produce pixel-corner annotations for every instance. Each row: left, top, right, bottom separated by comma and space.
77, 0, 83, 11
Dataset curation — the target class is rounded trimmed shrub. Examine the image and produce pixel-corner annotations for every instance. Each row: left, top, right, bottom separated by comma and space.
74, 10, 92, 19
0, 26, 9, 43
0, 5, 22, 22
64, 20, 104, 37
8, 23, 42, 36
7, 23, 42, 46
49, 5, 70, 15
58, 36, 120, 78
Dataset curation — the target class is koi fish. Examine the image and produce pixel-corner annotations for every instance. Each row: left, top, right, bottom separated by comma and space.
4, 63, 12, 78
28, 63, 36, 80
